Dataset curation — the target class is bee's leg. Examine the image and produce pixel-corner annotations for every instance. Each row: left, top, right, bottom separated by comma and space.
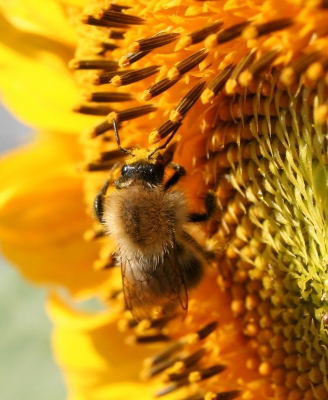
162, 142, 178, 165
94, 179, 111, 225
188, 191, 217, 222
164, 163, 186, 190
94, 163, 119, 224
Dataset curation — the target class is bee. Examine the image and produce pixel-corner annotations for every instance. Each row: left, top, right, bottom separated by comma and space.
94, 119, 217, 321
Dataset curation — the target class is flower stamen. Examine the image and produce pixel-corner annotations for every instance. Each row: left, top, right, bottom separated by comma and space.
110, 65, 160, 86
129, 32, 180, 53
167, 48, 209, 80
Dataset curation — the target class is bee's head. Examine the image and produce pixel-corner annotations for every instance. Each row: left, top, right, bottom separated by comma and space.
111, 118, 176, 188
116, 149, 165, 188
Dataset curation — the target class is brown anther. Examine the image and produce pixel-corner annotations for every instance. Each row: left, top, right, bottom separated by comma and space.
144, 340, 184, 367
135, 334, 170, 343
107, 104, 156, 123
204, 390, 240, 400
201, 64, 233, 104
177, 20, 223, 50
205, 20, 251, 48
167, 49, 209, 80
89, 120, 113, 138
172, 80, 206, 118
141, 78, 179, 101
118, 50, 151, 68
85, 91, 134, 103
103, 2, 131, 12
110, 65, 160, 87
280, 51, 322, 85
92, 9, 145, 26
129, 32, 180, 53
69, 58, 118, 70
239, 49, 280, 87
97, 149, 125, 162
73, 104, 113, 116
189, 365, 226, 383
109, 30, 125, 39
243, 17, 293, 40
90, 70, 127, 85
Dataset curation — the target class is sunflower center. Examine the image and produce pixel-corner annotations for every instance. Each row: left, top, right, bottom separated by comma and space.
71, 1, 328, 399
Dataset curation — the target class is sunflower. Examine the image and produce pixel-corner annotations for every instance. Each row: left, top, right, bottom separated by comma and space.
1, 0, 328, 399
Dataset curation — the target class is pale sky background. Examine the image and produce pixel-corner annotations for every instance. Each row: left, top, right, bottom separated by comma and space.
0, 104, 66, 400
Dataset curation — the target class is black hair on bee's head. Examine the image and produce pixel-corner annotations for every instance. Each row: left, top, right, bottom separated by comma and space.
116, 158, 165, 188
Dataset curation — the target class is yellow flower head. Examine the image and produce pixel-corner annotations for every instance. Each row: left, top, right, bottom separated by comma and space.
2, 0, 328, 399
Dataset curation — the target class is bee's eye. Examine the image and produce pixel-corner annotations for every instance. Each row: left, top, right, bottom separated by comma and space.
122, 165, 128, 175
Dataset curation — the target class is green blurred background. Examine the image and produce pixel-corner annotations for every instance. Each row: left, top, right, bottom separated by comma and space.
0, 104, 66, 400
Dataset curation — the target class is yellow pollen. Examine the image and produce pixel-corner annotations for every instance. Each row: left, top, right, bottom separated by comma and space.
279, 67, 295, 85
169, 110, 183, 122
242, 25, 258, 40
128, 42, 140, 53
258, 361, 273, 376
140, 90, 152, 101
204, 393, 217, 400
314, 104, 328, 124
110, 75, 122, 87
176, 36, 192, 50
188, 370, 201, 382
167, 66, 180, 80
238, 69, 253, 87
149, 130, 161, 144
204, 33, 217, 49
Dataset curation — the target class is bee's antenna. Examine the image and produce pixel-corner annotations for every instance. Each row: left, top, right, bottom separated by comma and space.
148, 122, 182, 159
113, 119, 133, 155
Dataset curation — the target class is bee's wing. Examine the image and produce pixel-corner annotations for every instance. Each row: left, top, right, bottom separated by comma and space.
120, 246, 188, 321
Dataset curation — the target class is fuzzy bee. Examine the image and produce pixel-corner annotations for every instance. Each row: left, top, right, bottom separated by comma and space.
94, 119, 217, 321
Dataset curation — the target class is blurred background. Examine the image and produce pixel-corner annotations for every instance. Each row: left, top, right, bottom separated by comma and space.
0, 104, 66, 400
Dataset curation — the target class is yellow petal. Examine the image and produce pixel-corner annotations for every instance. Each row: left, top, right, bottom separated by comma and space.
0, 0, 79, 46
0, 133, 109, 297
0, 12, 99, 133
48, 293, 156, 400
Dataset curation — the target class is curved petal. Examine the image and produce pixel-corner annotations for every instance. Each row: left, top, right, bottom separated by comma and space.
0, 0, 80, 46
0, 134, 109, 297
48, 293, 156, 400
0, 12, 100, 133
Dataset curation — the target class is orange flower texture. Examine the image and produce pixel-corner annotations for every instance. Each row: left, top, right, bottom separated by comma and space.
1, 0, 328, 399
